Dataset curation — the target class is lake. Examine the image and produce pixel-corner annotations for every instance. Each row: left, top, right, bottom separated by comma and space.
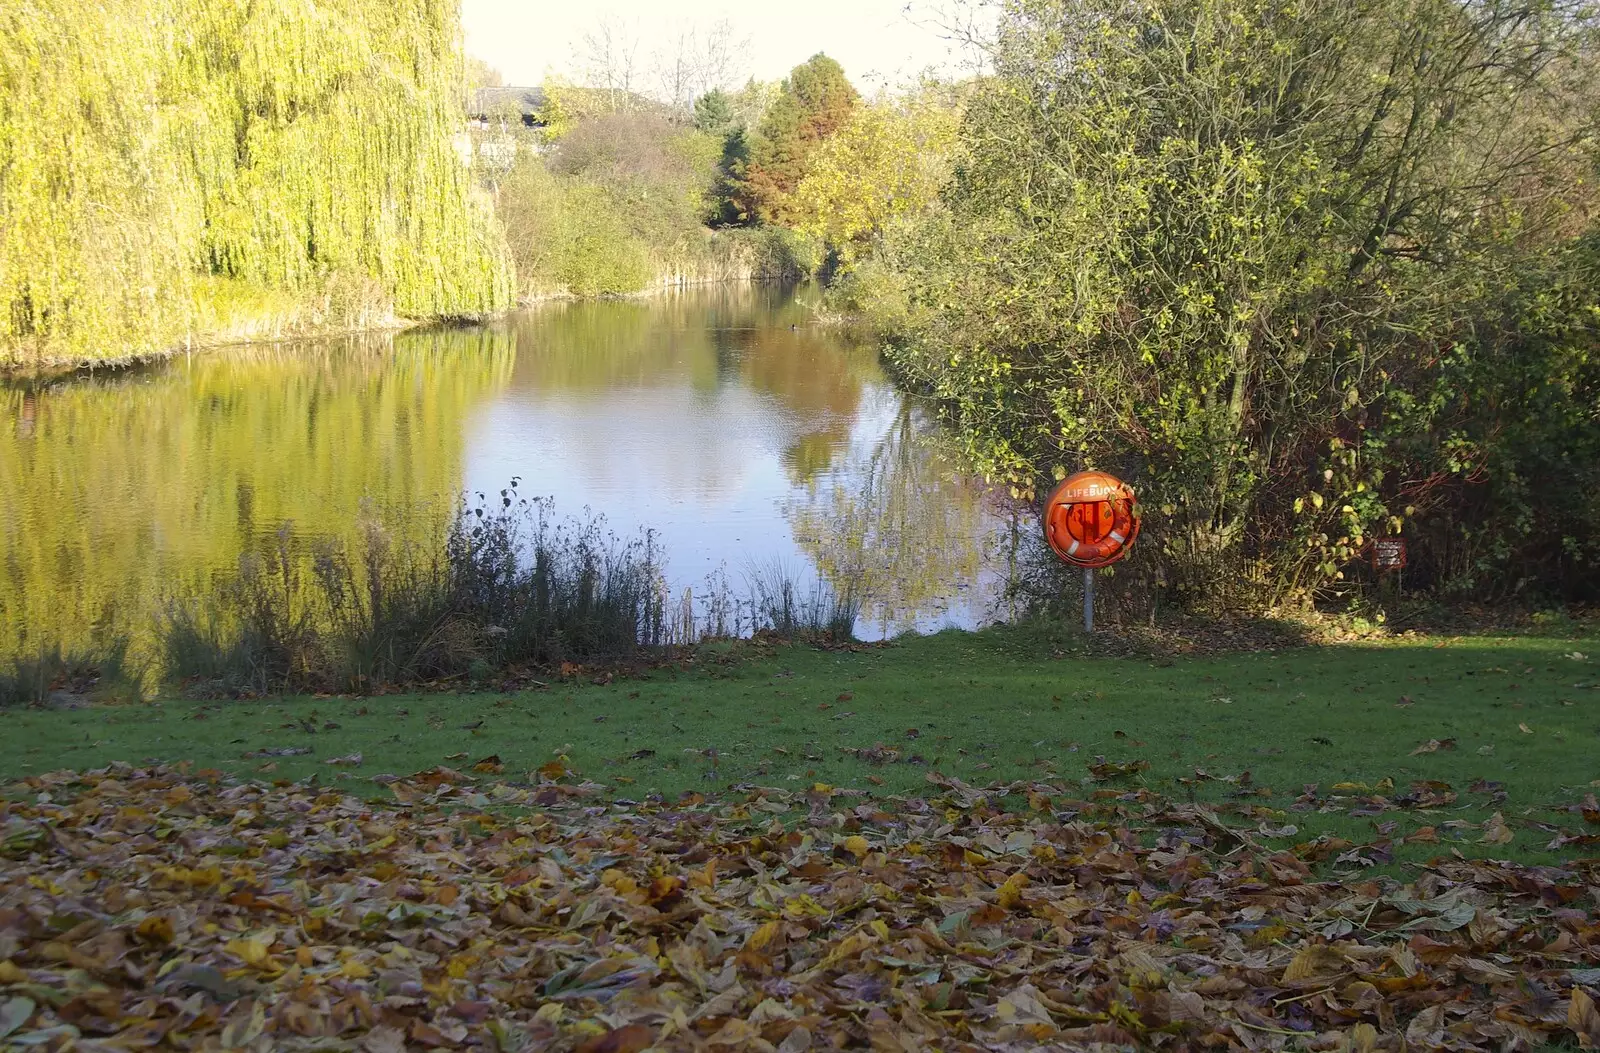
0, 285, 1021, 668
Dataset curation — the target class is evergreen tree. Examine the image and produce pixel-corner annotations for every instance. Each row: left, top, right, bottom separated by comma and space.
739, 54, 858, 224
693, 89, 735, 136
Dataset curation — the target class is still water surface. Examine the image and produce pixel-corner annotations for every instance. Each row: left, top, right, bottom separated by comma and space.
0, 285, 1018, 661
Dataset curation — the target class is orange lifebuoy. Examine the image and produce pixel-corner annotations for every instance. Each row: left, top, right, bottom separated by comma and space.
1043, 471, 1141, 569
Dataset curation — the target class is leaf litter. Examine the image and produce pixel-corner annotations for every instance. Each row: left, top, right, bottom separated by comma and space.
1, 764, 1598, 1051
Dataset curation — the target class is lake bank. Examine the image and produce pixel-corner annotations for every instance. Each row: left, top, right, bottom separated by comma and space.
1, 285, 1016, 689
8, 619, 1599, 867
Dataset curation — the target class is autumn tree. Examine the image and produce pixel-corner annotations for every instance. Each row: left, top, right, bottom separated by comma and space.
885, 0, 1600, 607
465, 55, 503, 92
738, 54, 859, 224
790, 87, 962, 261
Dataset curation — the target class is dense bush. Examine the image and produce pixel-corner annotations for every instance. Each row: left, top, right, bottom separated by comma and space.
881, 0, 1600, 609
494, 112, 820, 297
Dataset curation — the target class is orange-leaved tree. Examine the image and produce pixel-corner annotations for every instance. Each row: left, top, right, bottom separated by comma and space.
737, 54, 858, 224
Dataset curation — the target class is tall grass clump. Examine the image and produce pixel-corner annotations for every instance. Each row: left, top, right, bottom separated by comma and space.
161, 487, 670, 695
0, 640, 139, 708
741, 560, 859, 642
1, 0, 512, 367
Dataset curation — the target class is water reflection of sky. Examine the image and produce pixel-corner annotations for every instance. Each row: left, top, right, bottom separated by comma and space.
463, 294, 1013, 639
0, 286, 1012, 660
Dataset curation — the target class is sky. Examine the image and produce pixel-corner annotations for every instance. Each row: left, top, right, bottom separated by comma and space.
460, 0, 989, 94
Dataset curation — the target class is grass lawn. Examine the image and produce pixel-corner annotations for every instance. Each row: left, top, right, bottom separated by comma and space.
7, 621, 1599, 866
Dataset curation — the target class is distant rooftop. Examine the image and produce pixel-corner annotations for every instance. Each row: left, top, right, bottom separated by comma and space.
471, 86, 546, 122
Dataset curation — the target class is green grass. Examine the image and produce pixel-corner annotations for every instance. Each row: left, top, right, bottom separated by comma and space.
8, 622, 1599, 867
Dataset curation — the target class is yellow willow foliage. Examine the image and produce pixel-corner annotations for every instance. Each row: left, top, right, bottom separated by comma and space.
0, 327, 515, 663
0, 0, 512, 366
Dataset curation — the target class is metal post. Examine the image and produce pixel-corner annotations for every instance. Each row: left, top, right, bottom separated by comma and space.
1083, 567, 1094, 634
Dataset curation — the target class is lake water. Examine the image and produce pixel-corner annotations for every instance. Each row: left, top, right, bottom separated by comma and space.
0, 285, 1021, 665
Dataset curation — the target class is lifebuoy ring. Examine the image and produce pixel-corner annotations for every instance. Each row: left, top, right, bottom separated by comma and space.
1043, 471, 1141, 568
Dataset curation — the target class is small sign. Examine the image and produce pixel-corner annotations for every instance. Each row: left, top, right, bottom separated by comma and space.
1372, 538, 1407, 570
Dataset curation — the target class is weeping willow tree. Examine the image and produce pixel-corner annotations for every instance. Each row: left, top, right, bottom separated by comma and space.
0, 0, 512, 366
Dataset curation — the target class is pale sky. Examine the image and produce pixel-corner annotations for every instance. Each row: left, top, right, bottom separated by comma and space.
461, 0, 988, 94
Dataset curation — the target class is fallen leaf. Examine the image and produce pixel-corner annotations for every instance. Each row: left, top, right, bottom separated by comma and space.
1480, 812, 1516, 845
0, 997, 35, 1040
1570, 987, 1600, 1047
576, 1023, 655, 1053
363, 1026, 408, 1053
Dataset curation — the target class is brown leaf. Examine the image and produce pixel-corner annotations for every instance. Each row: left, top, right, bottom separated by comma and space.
362, 1026, 408, 1053
577, 1024, 655, 1053
1480, 812, 1515, 844
1570, 987, 1600, 1047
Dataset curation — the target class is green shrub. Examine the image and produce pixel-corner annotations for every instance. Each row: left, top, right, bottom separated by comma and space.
0, 640, 139, 708
880, 0, 1600, 610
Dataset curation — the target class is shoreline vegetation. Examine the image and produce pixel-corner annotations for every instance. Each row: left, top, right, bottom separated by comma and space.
0, 486, 862, 706
6, 0, 1599, 629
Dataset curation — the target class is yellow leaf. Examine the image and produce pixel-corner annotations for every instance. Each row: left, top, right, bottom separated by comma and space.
997, 872, 1029, 910
135, 915, 174, 945
601, 869, 638, 895
1281, 944, 1345, 982
340, 958, 372, 979
815, 929, 877, 970
841, 836, 869, 860
1344, 1022, 1379, 1053
224, 934, 273, 968
688, 858, 717, 890
0, 960, 27, 983
745, 920, 782, 952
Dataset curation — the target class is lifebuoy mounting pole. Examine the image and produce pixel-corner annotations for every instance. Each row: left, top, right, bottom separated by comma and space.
1042, 470, 1142, 635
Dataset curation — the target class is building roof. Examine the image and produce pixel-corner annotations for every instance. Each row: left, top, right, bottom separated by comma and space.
471, 87, 546, 119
